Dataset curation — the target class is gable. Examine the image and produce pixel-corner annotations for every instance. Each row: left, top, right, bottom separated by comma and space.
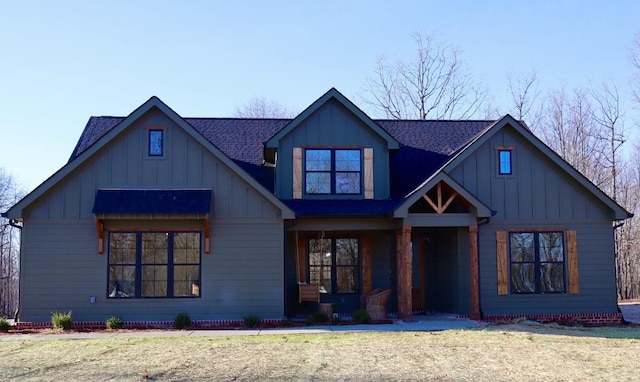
6, 97, 294, 220
444, 116, 630, 221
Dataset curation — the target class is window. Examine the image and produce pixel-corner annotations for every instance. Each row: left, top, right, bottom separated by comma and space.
510, 232, 565, 294
305, 149, 361, 194
149, 129, 164, 156
308, 237, 359, 294
498, 150, 512, 175
108, 232, 201, 298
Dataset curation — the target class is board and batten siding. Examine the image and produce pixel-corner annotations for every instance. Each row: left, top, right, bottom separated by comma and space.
274, 99, 391, 199
448, 125, 618, 315
18, 108, 287, 322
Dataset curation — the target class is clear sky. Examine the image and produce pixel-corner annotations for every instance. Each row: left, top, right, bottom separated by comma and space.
1, 0, 639, 192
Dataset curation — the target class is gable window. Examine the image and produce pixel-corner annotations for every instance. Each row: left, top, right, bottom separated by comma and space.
308, 237, 359, 294
498, 150, 512, 175
305, 149, 361, 195
108, 231, 201, 298
149, 129, 164, 156
510, 231, 565, 294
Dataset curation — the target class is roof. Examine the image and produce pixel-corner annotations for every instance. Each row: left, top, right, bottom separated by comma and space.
92, 189, 212, 214
9, 91, 629, 221
69, 114, 492, 201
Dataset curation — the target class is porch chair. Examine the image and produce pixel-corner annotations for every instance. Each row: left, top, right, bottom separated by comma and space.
365, 288, 391, 320
298, 283, 320, 303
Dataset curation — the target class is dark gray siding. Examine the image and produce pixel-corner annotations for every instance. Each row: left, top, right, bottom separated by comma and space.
19, 109, 286, 322
449, 126, 618, 315
478, 221, 617, 315
274, 99, 391, 199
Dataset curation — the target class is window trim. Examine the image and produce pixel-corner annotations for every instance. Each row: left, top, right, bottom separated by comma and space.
107, 231, 201, 299
307, 236, 360, 295
495, 146, 515, 177
508, 230, 566, 294
146, 126, 168, 158
304, 148, 363, 196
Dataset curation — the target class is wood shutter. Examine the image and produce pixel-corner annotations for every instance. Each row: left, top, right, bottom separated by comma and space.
362, 236, 372, 295
296, 233, 307, 283
364, 148, 374, 199
293, 147, 302, 199
496, 230, 508, 295
566, 230, 579, 294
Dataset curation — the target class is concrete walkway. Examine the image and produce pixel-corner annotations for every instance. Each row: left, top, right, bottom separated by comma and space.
0, 314, 480, 341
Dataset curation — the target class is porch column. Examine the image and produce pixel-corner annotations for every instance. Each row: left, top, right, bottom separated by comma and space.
396, 226, 412, 321
468, 225, 481, 320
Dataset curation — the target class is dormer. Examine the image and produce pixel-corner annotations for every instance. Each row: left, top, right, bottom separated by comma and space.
265, 88, 399, 200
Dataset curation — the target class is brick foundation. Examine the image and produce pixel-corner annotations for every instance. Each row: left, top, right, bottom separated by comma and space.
14, 318, 285, 331
483, 312, 624, 325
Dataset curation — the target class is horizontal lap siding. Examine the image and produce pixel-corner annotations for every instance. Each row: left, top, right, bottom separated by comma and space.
19, 220, 284, 322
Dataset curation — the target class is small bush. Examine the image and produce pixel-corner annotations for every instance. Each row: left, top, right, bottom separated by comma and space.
305, 315, 317, 326
280, 318, 293, 327
243, 314, 262, 328
0, 316, 10, 332
51, 311, 73, 330
351, 309, 372, 324
312, 311, 329, 323
331, 316, 342, 325
174, 312, 191, 329
106, 316, 124, 330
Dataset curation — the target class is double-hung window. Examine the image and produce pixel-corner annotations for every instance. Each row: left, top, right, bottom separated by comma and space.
308, 237, 359, 294
108, 231, 201, 298
305, 149, 361, 195
510, 231, 565, 293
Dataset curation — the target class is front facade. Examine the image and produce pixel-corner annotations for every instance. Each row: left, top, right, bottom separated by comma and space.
5, 89, 630, 325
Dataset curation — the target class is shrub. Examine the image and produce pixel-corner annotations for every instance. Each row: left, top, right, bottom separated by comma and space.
305, 315, 317, 326
331, 316, 342, 325
243, 314, 262, 328
51, 311, 73, 330
106, 316, 124, 330
312, 311, 329, 323
280, 318, 293, 327
174, 312, 191, 329
351, 309, 372, 324
0, 316, 10, 332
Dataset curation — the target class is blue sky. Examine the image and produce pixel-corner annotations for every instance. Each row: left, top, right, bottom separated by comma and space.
1, 1, 639, 192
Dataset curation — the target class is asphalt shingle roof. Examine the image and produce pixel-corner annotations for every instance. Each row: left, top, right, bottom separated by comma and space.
71, 115, 493, 215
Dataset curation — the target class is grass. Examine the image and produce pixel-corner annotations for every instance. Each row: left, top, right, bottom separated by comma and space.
0, 324, 639, 381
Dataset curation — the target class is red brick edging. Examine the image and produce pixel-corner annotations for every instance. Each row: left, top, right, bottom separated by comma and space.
483, 312, 623, 325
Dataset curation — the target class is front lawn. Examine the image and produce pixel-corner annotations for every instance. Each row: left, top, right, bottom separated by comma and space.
1, 323, 638, 381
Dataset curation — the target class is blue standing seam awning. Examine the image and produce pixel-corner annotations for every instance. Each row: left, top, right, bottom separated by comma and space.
92, 189, 213, 255
92, 189, 212, 215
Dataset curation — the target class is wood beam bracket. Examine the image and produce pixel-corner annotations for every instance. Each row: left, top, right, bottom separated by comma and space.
204, 218, 211, 254
422, 181, 459, 214
96, 219, 104, 255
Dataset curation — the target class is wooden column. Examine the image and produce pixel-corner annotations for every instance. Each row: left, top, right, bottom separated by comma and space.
468, 225, 481, 320
396, 226, 412, 322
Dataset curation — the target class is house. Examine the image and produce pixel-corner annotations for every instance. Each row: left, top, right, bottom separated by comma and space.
4, 88, 631, 326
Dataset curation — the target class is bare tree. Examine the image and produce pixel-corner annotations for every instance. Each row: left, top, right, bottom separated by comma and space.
234, 96, 293, 118
364, 32, 486, 120
630, 32, 640, 106
506, 69, 544, 127
537, 87, 607, 187
0, 168, 23, 318
591, 82, 626, 201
